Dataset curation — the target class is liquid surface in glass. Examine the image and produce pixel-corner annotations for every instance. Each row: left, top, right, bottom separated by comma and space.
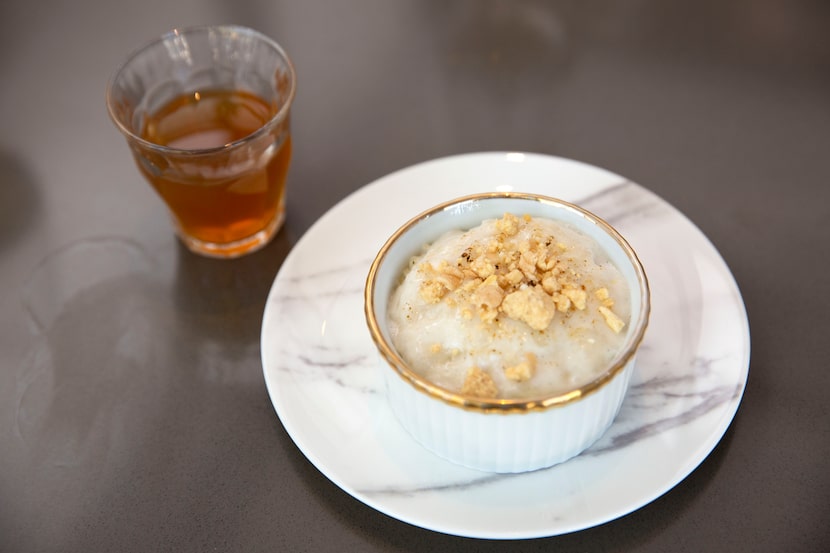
139, 89, 291, 250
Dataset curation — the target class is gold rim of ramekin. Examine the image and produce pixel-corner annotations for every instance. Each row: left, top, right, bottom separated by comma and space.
364, 192, 651, 414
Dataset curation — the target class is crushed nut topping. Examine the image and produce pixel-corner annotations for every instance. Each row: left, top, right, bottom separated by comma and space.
504, 353, 537, 383
417, 213, 626, 335
502, 287, 556, 331
391, 212, 633, 399
462, 366, 498, 398
594, 287, 615, 307
598, 305, 625, 334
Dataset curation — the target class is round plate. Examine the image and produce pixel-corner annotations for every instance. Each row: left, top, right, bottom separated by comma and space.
260, 152, 750, 539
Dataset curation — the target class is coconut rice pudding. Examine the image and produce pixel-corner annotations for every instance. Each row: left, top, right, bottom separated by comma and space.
387, 213, 631, 400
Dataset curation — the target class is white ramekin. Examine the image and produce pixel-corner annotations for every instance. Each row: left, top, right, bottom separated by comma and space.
365, 193, 650, 473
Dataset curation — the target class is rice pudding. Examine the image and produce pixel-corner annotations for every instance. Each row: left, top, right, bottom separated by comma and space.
387, 213, 631, 399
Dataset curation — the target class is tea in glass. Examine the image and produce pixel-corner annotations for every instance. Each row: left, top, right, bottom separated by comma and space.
107, 26, 296, 258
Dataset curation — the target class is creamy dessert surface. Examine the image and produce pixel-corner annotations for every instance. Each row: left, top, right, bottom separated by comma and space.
387, 213, 631, 399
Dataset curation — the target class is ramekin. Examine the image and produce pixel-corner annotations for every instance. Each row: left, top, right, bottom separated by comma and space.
364, 193, 650, 473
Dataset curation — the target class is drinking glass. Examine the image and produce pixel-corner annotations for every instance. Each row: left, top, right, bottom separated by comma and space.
107, 25, 296, 258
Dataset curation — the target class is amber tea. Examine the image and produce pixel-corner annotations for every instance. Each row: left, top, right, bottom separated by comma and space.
138, 89, 291, 255
107, 25, 296, 258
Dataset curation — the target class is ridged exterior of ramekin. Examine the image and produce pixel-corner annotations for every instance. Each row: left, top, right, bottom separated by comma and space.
383, 353, 636, 473
366, 192, 650, 473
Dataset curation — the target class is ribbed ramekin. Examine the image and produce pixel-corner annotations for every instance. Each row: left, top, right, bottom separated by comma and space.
365, 193, 650, 473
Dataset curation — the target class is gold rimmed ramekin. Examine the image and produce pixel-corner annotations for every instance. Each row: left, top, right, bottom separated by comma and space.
365, 193, 650, 473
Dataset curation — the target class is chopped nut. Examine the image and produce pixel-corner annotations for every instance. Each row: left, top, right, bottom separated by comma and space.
433, 272, 461, 292
505, 250, 521, 272
495, 213, 520, 236
471, 275, 504, 310
553, 292, 571, 313
536, 254, 556, 272
433, 260, 464, 291
502, 287, 557, 331
419, 280, 447, 303
470, 256, 495, 279
594, 287, 615, 307
518, 253, 538, 278
462, 366, 498, 398
461, 277, 482, 292
599, 306, 626, 333
541, 274, 560, 295
430, 343, 442, 353
561, 287, 587, 310
505, 269, 524, 286
504, 353, 537, 382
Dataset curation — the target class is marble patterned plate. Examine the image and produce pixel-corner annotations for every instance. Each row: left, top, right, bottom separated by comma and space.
260, 152, 750, 539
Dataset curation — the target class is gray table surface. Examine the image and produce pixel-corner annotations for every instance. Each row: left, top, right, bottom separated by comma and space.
2, 1, 828, 551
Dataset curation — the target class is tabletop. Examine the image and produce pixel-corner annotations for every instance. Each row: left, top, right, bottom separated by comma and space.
1, 1, 828, 551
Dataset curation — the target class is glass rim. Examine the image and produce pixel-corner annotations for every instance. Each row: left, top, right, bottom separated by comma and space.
105, 24, 296, 156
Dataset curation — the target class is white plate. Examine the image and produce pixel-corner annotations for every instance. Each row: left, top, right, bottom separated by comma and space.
260, 152, 750, 539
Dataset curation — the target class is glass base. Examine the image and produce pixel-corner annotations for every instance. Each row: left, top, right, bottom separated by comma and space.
176, 210, 285, 259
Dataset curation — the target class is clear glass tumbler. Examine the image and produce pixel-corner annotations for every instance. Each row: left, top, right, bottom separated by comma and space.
107, 25, 296, 258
